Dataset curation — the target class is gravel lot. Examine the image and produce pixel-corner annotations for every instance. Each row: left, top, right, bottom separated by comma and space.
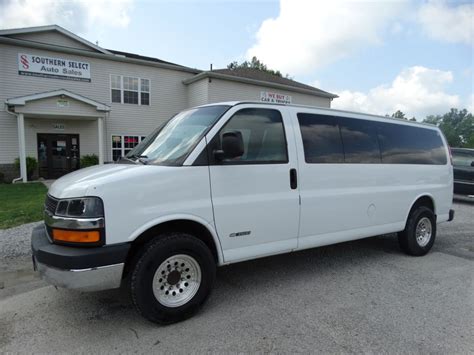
0, 199, 473, 353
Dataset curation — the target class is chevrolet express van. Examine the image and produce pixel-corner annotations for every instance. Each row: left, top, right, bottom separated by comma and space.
32, 102, 454, 324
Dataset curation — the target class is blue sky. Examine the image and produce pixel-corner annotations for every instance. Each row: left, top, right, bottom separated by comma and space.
0, 0, 473, 119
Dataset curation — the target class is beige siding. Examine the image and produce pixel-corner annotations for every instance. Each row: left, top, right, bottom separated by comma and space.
208, 78, 331, 107
0, 42, 195, 163
16, 96, 104, 117
0, 31, 334, 166
187, 79, 209, 107
7, 31, 95, 51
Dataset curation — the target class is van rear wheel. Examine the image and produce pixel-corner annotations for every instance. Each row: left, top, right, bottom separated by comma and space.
130, 233, 216, 324
398, 206, 436, 256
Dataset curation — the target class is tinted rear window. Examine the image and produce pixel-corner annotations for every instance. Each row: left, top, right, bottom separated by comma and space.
297, 113, 447, 165
377, 122, 447, 165
297, 114, 344, 163
339, 117, 381, 163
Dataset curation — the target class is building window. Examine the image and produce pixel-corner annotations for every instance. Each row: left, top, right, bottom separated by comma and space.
110, 75, 150, 105
111, 135, 147, 161
111, 75, 122, 103
141, 78, 150, 105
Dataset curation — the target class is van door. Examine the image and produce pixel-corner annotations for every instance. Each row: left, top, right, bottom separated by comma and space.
206, 106, 300, 263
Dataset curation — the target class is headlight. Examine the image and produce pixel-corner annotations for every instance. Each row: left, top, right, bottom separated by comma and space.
45, 196, 105, 246
55, 197, 104, 218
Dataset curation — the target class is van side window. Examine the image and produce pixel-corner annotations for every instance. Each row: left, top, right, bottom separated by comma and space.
378, 122, 447, 165
297, 113, 344, 163
339, 117, 381, 163
213, 108, 288, 164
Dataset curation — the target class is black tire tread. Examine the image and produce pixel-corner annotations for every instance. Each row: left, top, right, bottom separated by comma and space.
130, 232, 215, 324
398, 206, 436, 256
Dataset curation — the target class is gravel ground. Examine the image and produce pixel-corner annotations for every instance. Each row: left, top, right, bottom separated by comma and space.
0, 221, 41, 259
0, 199, 472, 353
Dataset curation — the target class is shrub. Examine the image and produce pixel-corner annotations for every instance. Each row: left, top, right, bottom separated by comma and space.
80, 154, 99, 168
14, 156, 38, 180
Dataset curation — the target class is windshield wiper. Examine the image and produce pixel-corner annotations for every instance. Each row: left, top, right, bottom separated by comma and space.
127, 154, 149, 164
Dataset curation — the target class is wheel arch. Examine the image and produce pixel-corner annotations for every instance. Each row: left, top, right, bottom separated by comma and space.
122, 215, 223, 279
405, 194, 436, 225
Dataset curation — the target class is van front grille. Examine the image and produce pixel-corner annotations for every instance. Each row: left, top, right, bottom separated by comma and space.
45, 195, 58, 215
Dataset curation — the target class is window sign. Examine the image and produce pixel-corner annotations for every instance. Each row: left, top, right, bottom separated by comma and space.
260, 91, 292, 104
112, 135, 146, 161
18, 53, 91, 82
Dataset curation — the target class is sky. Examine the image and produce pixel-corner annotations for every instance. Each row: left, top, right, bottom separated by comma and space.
0, 0, 472, 120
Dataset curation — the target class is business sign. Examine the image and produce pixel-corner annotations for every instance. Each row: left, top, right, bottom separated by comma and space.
18, 53, 91, 82
57, 99, 69, 107
260, 91, 292, 104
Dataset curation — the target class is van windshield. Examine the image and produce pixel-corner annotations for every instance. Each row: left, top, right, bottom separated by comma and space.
125, 105, 230, 166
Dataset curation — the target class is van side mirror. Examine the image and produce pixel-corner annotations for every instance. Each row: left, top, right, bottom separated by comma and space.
214, 131, 244, 161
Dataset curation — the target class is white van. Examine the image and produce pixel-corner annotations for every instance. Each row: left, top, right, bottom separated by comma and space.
32, 102, 454, 324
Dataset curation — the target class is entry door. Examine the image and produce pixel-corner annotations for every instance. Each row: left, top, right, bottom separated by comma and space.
207, 107, 300, 263
38, 134, 80, 179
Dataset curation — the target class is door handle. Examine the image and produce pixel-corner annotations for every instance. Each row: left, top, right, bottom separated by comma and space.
290, 168, 297, 189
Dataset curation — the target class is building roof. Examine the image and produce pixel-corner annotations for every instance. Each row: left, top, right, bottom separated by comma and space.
183, 68, 338, 99
0, 24, 336, 99
214, 68, 336, 97
107, 49, 189, 68
0, 25, 112, 55
6, 89, 110, 111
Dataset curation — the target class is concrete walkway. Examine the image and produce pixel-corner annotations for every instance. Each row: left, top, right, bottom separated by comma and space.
40, 179, 55, 190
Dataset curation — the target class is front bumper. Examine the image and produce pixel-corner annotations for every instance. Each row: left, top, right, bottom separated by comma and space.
31, 225, 130, 291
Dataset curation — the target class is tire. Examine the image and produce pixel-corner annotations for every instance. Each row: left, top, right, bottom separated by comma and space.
398, 206, 436, 256
130, 232, 216, 324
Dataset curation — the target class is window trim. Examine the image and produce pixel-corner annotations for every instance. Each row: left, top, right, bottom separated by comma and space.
208, 107, 290, 166
109, 74, 150, 106
111, 134, 146, 161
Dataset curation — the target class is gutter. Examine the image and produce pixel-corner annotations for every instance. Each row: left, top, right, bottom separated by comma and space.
182, 71, 339, 99
0, 36, 202, 75
3, 104, 23, 183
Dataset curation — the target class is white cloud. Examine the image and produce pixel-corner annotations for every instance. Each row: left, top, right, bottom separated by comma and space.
0, 0, 133, 34
333, 66, 461, 119
467, 94, 474, 113
246, 0, 407, 76
418, 1, 474, 45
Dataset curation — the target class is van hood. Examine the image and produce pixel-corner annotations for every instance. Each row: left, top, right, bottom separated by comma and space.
48, 164, 155, 198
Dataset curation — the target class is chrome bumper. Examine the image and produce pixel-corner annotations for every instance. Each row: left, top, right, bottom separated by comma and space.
35, 259, 124, 292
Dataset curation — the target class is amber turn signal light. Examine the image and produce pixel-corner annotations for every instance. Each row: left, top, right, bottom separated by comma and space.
52, 229, 100, 243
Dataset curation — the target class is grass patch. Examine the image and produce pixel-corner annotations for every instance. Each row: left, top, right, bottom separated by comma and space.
0, 182, 47, 229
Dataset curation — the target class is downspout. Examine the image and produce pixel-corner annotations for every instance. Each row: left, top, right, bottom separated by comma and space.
4, 104, 23, 183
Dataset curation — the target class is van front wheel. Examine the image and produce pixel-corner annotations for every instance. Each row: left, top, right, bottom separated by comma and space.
398, 206, 436, 256
130, 233, 216, 324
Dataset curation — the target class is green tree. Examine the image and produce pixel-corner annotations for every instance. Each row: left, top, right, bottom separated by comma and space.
391, 110, 407, 120
227, 56, 290, 78
423, 108, 474, 148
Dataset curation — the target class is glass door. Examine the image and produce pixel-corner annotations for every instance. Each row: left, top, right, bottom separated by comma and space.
37, 134, 80, 179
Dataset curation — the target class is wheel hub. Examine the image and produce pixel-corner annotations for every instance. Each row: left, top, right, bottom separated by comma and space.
415, 217, 432, 247
152, 254, 202, 308
167, 270, 181, 285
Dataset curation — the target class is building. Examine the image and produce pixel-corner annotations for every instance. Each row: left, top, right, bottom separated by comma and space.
0, 25, 337, 182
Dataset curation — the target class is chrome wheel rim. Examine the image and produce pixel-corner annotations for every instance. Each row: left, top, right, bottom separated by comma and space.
152, 254, 201, 308
415, 217, 432, 247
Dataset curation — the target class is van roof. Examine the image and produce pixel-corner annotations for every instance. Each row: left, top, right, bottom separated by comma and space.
197, 101, 438, 129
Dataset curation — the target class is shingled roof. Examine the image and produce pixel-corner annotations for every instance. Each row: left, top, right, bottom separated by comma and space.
183, 68, 338, 99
